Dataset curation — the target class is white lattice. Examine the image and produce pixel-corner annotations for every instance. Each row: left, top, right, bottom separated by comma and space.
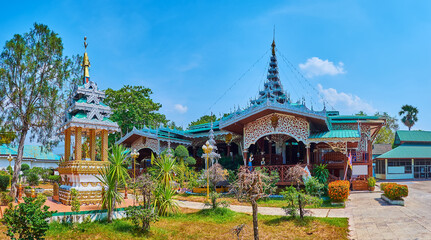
244, 113, 309, 149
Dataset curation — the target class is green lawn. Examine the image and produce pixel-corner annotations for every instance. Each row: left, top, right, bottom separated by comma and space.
35, 208, 349, 240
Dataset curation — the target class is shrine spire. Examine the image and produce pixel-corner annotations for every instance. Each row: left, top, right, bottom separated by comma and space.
82, 36, 91, 84
250, 36, 288, 106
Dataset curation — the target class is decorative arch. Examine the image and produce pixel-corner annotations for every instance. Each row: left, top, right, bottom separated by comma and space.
131, 137, 159, 154
243, 113, 309, 149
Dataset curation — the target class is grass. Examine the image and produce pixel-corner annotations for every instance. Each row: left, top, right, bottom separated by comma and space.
0, 208, 349, 239
174, 194, 345, 209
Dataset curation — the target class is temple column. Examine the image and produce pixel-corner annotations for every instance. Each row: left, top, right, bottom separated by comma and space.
65, 128, 71, 161
268, 140, 272, 165
75, 127, 82, 161
306, 143, 310, 166
243, 149, 248, 166
367, 140, 373, 177
282, 141, 287, 164
101, 129, 108, 161
90, 129, 96, 161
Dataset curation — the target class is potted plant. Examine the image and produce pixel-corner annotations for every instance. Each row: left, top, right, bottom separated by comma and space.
24, 186, 32, 197
367, 177, 376, 191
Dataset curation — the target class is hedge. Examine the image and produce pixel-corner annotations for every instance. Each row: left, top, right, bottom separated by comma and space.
0, 175, 10, 191
328, 180, 350, 202
384, 183, 408, 200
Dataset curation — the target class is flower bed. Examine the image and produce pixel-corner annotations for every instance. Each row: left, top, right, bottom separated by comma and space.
328, 180, 350, 202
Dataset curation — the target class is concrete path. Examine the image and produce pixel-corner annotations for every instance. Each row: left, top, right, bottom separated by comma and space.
348, 181, 431, 240
176, 199, 349, 218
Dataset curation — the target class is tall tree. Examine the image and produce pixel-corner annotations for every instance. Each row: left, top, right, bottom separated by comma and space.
374, 112, 399, 144
104, 85, 167, 145
0, 23, 78, 197
399, 105, 418, 131
188, 115, 217, 127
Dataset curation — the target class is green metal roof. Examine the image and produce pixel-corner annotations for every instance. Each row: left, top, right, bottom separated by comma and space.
376, 143, 431, 159
308, 130, 360, 139
394, 130, 431, 145
0, 145, 60, 160
0, 144, 18, 156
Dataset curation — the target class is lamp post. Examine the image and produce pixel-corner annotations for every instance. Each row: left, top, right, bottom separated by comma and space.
7, 154, 13, 189
202, 141, 213, 199
130, 149, 139, 205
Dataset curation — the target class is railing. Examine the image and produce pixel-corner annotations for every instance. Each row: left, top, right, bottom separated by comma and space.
253, 164, 309, 185
58, 160, 109, 174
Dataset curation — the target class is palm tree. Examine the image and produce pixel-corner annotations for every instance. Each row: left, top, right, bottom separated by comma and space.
399, 105, 419, 131
98, 144, 130, 222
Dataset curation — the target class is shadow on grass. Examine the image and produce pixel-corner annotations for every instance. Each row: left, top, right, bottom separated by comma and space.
263, 216, 312, 227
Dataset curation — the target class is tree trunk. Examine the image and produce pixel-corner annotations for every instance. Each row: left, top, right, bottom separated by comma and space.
9, 130, 27, 198
251, 199, 259, 240
298, 193, 304, 219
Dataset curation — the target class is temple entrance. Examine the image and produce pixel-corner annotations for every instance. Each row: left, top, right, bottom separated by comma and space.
136, 148, 156, 170
248, 134, 306, 166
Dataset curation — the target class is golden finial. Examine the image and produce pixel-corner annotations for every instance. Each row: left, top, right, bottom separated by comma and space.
82, 36, 91, 83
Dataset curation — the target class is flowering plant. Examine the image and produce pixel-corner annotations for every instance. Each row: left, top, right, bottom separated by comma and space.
328, 180, 350, 202
384, 183, 408, 200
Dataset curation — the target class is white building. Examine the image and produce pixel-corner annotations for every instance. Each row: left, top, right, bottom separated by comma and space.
0, 144, 60, 170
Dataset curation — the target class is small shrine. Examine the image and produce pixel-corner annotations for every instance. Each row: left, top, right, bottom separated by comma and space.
57, 37, 120, 205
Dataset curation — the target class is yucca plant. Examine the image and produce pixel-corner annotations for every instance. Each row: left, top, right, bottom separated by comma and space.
97, 144, 130, 222
151, 153, 176, 187
153, 185, 178, 216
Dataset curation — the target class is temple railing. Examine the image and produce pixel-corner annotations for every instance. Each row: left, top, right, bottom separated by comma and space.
58, 160, 109, 174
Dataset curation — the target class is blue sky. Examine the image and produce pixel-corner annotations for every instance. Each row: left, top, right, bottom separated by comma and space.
2, 0, 431, 135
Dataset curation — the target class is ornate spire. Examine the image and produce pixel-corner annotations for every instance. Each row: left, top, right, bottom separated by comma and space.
82, 36, 91, 84
250, 38, 288, 106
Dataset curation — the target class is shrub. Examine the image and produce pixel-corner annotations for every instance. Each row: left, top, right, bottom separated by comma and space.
384, 183, 408, 200
27, 172, 39, 186
281, 186, 322, 218
0, 192, 13, 206
154, 185, 179, 216
367, 177, 376, 187
21, 164, 30, 171
174, 145, 189, 162
7, 166, 13, 175
4, 196, 56, 239
328, 180, 350, 202
70, 189, 80, 213
48, 175, 61, 183
125, 205, 159, 232
185, 156, 196, 165
380, 182, 392, 191
0, 175, 10, 191
204, 191, 229, 210
304, 176, 325, 197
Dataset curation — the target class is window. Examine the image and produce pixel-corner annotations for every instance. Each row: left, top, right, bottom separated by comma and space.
387, 159, 412, 174
375, 160, 386, 174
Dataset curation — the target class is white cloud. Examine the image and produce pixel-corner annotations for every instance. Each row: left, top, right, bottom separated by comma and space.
317, 84, 376, 114
299, 57, 346, 78
174, 104, 188, 114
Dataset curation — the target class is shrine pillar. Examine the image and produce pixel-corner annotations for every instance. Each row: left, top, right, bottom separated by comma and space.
64, 128, 71, 161
306, 143, 310, 166
90, 129, 96, 161
367, 140, 373, 177
75, 127, 82, 161
101, 129, 108, 161
243, 149, 248, 166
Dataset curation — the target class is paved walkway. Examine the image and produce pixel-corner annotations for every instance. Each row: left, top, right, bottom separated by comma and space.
178, 181, 431, 240
348, 181, 431, 240
176, 199, 349, 218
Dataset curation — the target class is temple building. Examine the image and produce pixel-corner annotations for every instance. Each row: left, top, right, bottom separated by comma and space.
57, 38, 120, 205
117, 40, 385, 184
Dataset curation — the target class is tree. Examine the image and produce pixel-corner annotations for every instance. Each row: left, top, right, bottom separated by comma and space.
104, 85, 168, 145
174, 145, 189, 163
374, 112, 399, 144
0, 23, 79, 197
399, 105, 419, 131
230, 166, 276, 240
188, 115, 217, 127
150, 153, 176, 187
